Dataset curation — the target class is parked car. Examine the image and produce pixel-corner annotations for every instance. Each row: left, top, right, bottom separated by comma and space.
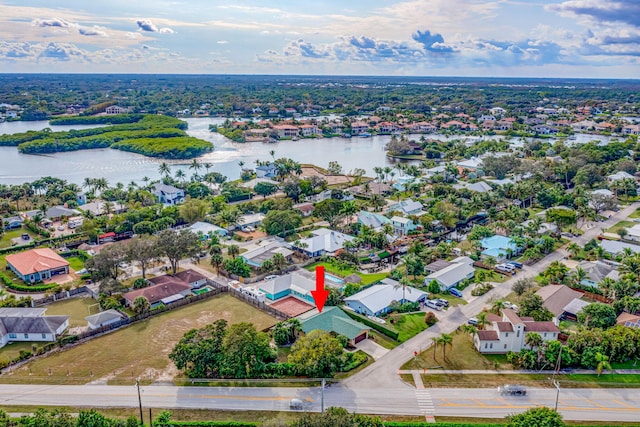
468, 317, 478, 326
506, 260, 523, 269
449, 287, 463, 298
425, 299, 441, 310
498, 385, 527, 396
264, 275, 279, 280
21, 233, 30, 240
57, 225, 65, 231
436, 298, 449, 307
503, 301, 519, 311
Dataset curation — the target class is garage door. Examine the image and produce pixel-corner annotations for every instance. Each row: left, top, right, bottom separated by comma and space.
354, 333, 367, 344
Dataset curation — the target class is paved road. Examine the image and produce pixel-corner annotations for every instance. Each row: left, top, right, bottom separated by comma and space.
1, 384, 639, 421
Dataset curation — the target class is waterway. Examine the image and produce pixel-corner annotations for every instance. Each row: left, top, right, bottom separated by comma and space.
0, 118, 622, 186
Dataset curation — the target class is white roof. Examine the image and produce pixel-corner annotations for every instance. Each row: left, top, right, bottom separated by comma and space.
626, 224, 640, 237
188, 221, 226, 235
296, 228, 355, 254
259, 270, 334, 297
358, 211, 390, 229
239, 212, 265, 225
85, 309, 123, 324
607, 171, 635, 181
457, 157, 483, 169
600, 240, 640, 255
391, 216, 411, 224
389, 198, 423, 215
344, 280, 427, 314
0, 308, 47, 317
153, 183, 182, 194
426, 262, 475, 289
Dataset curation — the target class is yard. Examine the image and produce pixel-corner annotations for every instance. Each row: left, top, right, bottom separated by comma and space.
43, 296, 97, 329
65, 256, 85, 272
0, 228, 35, 250
402, 330, 512, 371
305, 261, 388, 285
629, 208, 640, 219
392, 312, 430, 342
608, 220, 635, 235
0, 294, 277, 385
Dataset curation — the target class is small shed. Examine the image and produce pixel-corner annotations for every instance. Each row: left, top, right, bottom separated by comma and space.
85, 309, 124, 330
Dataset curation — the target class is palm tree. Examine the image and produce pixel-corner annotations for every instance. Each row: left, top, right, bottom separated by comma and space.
491, 299, 506, 315
271, 253, 287, 274
476, 312, 489, 331
189, 159, 202, 179
394, 277, 412, 302
524, 332, 543, 349
567, 243, 580, 259
227, 244, 240, 259
440, 333, 453, 360
159, 162, 171, 178
595, 352, 612, 377
269, 150, 276, 161
133, 296, 150, 314
238, 160, 245, 171
210, 252, 223, 276
175, 169, 186, 183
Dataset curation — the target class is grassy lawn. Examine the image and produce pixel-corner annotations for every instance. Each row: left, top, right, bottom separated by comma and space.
0, 342, 36, 365
44, 297, 96, 328
629, 208, 640, 219
420, 372, 640, 389
608, 220, 634, 235
0, 294, 277, 385
65, 256, 85, 272
612, 360, 640, 369
484, 271, 509, 284
305, 261, 388, 285
368, 330, 398, 349
402, 331, 512, 371
433, 293, 468, 307
392, 312, 430, 342
0, 228, 35, 249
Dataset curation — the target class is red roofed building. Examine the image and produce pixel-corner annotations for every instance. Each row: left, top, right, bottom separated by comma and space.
474, 308, 560, 354
6, 248, 69, 284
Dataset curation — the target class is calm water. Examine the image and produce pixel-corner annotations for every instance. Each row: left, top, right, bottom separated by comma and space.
0, 118, 618, 186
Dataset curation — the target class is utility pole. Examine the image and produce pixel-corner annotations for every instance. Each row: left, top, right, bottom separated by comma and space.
136, 379, 143, 426
553, 379, 560, 411
321, 378, 325, 413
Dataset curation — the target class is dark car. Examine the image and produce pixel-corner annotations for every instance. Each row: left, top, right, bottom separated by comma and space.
498, 385, 527, 396
449, 287, 463, 298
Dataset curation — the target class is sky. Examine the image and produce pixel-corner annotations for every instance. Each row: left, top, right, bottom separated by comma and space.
0, 0, 639, 78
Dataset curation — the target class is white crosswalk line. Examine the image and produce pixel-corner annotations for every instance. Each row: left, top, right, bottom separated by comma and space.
415, 389, 435, 417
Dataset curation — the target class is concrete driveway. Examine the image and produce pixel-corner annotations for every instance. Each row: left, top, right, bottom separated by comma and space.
355, 338, 389, 360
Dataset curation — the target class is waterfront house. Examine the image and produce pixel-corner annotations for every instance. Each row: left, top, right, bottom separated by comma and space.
152, 183, 185, 205
388, 198, 424, 216
256, 163, 278, 179
272, 124, 299, 139
6, 248, 69, 284
105, 105, 128, 115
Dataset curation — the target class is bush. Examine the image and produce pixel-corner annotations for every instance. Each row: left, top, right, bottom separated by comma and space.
424, 311, 438, 326
471, 283, 494, 296
343, 310, 400, 340
341, 350, 368, 371
0, 272, 59, 293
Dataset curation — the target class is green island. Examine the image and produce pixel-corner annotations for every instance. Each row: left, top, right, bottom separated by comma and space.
0, 114, 212, 159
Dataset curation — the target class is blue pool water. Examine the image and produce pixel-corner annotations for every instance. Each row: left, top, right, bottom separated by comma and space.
325, 273, 345, 285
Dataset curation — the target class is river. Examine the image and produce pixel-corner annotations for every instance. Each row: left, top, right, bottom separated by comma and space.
0, 118, 620, 186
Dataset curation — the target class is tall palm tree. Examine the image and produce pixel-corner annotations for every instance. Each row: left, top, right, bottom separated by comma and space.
440, 333, 453, 360
476, 312, 489, 331
431, 337, 439, 361
159, 162, 171, 178
175, 169, 186, 183
271, 253, 287, 274
491, 299, 506, 315
228, 244, 240, 259
524, 332, 543, 349
394, 277, 412, 302
567, 243, 580, 259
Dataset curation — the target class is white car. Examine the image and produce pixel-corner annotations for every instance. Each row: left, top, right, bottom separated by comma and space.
57, 225, 65, 231
503, 301, 519, 311
425, 300, 441, 311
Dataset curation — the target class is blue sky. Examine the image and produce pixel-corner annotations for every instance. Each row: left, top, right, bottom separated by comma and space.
1, 0, 638, 77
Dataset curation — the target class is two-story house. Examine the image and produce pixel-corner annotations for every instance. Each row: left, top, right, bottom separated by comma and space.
390, 216, 416, 236
153, 183, 185, 205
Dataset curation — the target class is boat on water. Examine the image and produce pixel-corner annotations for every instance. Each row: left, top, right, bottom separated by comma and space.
342, 133, 352, 138
358, 132, 372, 138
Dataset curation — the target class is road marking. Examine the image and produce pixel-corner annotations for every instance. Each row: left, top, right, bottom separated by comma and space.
415, 389, 435, 417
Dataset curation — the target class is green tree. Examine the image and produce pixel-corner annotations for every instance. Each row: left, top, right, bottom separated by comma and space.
577, 303, 617, 329
291, 407, 383, 427
156, 229, 200, 274
125, 236, 158, 279
254, 181, 279, 199
595, 351, 612, 377
271, 252, 288, 273
169, 319, 228, 378
133, 296, 150, 314
288, 330, 345, 378
262, 209, 303, 236
222, 322, 275, 378
227, 244, 240, 259
439, 333, 453, 360
519, 293, 553, 321
507, 406, 564, 427
223, 257, 251, 277
179, 198, 210, 224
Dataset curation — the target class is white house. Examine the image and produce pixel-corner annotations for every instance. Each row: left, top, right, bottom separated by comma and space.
624, 224, 640, 242
474, 309, 559, 354
188, 221, 228, 238
239, 213, 266, 228
292, 228, 355, 257
607, 171, 636, 182
425, 256, 475, 290
105, 105, 128, 115
388, 198, 424, 216
0, 308, 69, 348
153, 183, 185, 205
85, 309, 124, 330
344, 279, 427, 316
390, 216, 417, 236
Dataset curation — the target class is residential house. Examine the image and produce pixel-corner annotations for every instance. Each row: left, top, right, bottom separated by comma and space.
480, 235, 519, 261
348, 182, 393, 197
6, 248, 70, 284
571, 120, 597, 132
240, 239, 294, 269
600, 240, 640, 257
152, 183, 185, 205
299, 124, 320, 137
174, 269, 208, 288
453, 181, 493, 193
388, 198, 424, 216
456, 157, 484, 175
299, 307, 371, 346
358, 211, 391, 232
617, 312, 640, 328
0, 308, 69, 348
23, 206, 80, 223
607, 171, 636, 182
239, 177, 279, 190
561, 298, 590, 321
272, 124, 299, 138
79, 201, 127, 216
625, 224, 640, 242
575, 260, 619, 288
85, 309, 124, 330
292, 228, 355, 257
622, 125, 640, 135
350, 121, 369, 134
425, 260, 453, 274
535, 285, 584, 320
474, 309, 560, 354
239, 213, 266, 229
105, 105, 128, 115
293, 202, 315, 217
521, 219, 558, 235
256, 163, 278, 179
390, 216, 417, 236
344, 278, 427, 317
2, 215, 23, 230
259, 269, 341, 303
122, 275, 193, 308
425, 256, 475, 290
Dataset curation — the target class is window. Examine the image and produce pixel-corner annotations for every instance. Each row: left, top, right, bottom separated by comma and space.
544, 333, 547, 338
504, 344, 507, 349
490, 343, 493, 349
485, 343, 488, 349
8, 333, 16, 339
24, 334, 29, 339
42, 334, 47, 339
516, 330, 520, 338
505, 333, 509, 337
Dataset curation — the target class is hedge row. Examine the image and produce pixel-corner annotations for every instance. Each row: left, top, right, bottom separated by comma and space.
166, 423, 259, 427
0, 271, 59, 293
343, 310, 400, 341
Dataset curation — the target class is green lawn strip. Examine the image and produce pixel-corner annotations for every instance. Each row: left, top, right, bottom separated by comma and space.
611, 360, 640, 369
43, 297, 96, 328
305, 261, 388, 285
369, 330, 399, 349
394, 313, 430, 342
629, 208, 640, 219
0, 294, 276, 385
0, 342, 36, 365
484, 271, 508, 284
360, 272, 389, 285
429, 293, 467, 307
607, 220, 634, 235
421, 373, 640, 389
402, 332, 511, 371
65, 256, 85, 271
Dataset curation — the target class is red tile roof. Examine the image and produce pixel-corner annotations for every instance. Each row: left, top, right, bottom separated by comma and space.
123, 281, 191, 305
476, 330, 499, 341
6, 248, 69, 276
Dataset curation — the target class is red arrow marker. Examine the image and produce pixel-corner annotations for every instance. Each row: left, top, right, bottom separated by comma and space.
311, 265, 330, 313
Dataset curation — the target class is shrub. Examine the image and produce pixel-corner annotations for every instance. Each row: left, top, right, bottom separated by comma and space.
424, 312, 438, 326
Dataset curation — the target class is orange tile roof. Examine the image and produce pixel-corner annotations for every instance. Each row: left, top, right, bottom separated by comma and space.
6, 248, 69, 276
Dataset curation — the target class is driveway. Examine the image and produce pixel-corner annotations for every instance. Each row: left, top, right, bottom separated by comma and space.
355, 338, 389, 360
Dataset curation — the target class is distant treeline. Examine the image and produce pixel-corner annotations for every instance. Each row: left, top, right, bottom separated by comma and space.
49, 113, 144, 125
0, 114, 211, 159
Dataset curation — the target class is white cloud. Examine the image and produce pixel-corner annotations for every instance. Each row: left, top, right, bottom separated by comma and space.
217, 40, 229, 44
136, 19, 159, 32
159, 27, 175, 34
78, 26, 108, 37
32, 17, 76, 28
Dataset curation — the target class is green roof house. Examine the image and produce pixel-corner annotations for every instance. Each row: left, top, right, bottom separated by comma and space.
300, 307, 371, 346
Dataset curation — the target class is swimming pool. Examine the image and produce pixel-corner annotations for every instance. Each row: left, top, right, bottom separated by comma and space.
192, 285, 213, 295
324, 273, 345, 285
